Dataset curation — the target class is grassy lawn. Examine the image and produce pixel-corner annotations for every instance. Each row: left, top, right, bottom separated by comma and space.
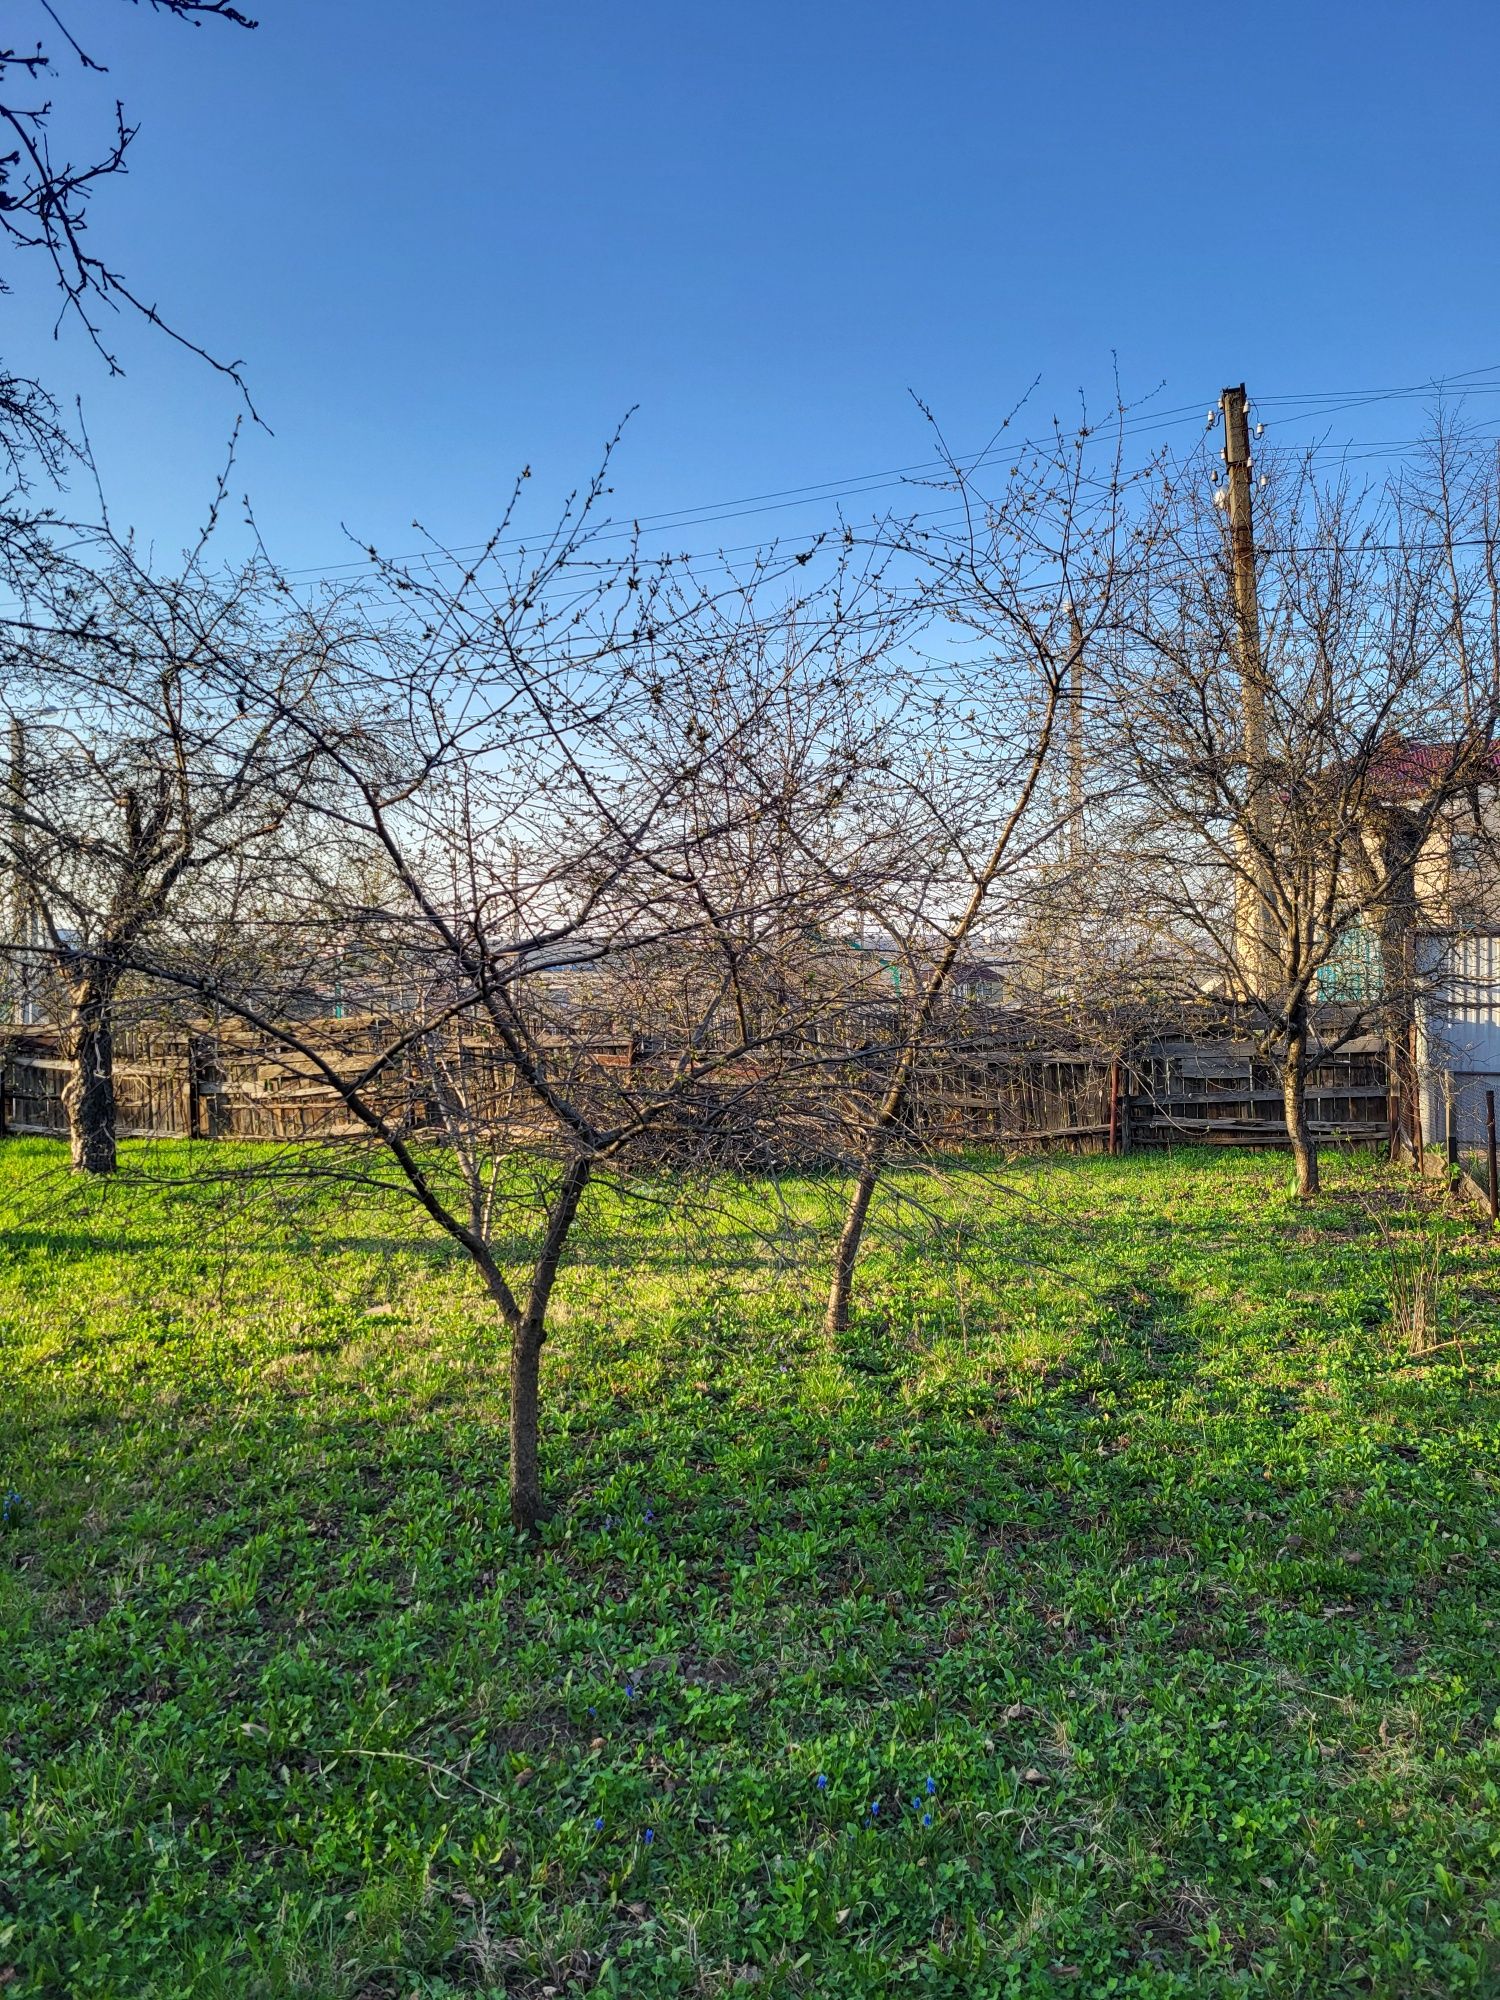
1, 1140, 1498, 1997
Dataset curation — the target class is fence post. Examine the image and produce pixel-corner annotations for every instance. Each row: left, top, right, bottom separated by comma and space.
0, 1051, 7, 1139
185, 1038, 201, 1140
1446, 1071, 1459, 1176
1486, 1089, 1498, 1227
1119, 1063, 1131, 1154
1106, 1059, 1119, 1156
1386, 1043, 1401, 1163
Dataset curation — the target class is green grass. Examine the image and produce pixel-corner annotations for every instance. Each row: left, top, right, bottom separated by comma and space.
1, 1140, 1499, 1998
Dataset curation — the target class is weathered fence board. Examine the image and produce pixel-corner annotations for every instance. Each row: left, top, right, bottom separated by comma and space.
0, 1023, 1396, 1156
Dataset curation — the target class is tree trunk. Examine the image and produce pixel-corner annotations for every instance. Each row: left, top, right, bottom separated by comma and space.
821, 678, 1061, 1338
1351, 809, 1423, 1170
1281, 1009, 1319, 1199
1372, 901, 1417, 1167
825, 1158, 879, 1336
1387, 1021, 1421, 1170
506, 1155, 591, 1533
508, 1323, 545, 1533
62, 987, 117, 1176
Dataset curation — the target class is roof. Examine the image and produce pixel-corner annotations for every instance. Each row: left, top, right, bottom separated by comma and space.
1365, 739, 1500, 802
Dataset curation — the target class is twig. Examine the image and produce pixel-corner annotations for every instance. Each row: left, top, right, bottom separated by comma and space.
324, 1746, 507, 1807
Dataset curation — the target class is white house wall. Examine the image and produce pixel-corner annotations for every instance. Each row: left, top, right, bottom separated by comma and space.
1417, 932, 1500, 1149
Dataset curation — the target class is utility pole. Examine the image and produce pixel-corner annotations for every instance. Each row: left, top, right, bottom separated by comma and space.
1222, 383, 1274, 997
1066, 600, 1085, 866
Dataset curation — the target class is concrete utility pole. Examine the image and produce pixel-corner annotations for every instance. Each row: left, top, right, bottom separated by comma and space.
1222, 383, 1275, 997
1066, 599, 1085, 866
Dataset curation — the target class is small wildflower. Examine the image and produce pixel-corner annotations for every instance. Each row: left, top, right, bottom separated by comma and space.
924, 1777, 936, 1795
644, 1508, 655, 1522
593, 1816, 604, 1831
815, 1773, 828, 1790
922, 1812, 932, 1827
868, 1800, 880, 1816
642, 1827, 655, 1845
587, 1706, 596, 1717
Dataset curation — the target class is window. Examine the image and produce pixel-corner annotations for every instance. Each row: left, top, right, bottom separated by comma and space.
1451, 832, 1481, 872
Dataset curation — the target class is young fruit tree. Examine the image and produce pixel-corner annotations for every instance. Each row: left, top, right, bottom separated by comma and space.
1108, 407, 1500, 1196
1, 540, 327, 1172
821, 409, 1134, 1332
135, 482, 902, 1529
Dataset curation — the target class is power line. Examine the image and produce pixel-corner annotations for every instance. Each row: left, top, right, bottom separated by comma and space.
255, 364, 1500, 597
1, 365, 1495, 627
270, 397, 1215, 587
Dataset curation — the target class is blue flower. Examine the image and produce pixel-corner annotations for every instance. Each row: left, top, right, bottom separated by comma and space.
922, 1812, 932, 1827
924, 1777, 936, 1795
644, 1508, 655, 1522
593, 1816, 604, 1831
868, 1800, 880, 1816
587, 1706, 596, 1718
642, 1827, 655, 1845
815, 1773, 828, 1790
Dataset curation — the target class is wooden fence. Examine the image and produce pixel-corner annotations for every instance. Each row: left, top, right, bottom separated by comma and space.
0, 1023, 632, 1145
1127, 1035, 1390, 1149
1, 1024, 1394, 1155
2, 1028, 420, 1143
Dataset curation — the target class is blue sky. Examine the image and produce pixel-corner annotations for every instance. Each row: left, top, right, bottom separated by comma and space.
10, 0, 1500, 575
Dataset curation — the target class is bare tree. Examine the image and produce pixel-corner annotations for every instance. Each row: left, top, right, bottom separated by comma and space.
1343, 421, 1500, 1161
0, 2, 258, 390
1108, 424, 1500, 1195
821, 408, 1134, 1332
1, 529, 325, 1172
127, 479, 901, 1529
0, 1, 259, 575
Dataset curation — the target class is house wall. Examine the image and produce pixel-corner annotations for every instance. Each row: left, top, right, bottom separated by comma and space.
1411, 795, 1500, 930
1417, 931, 1500, 1149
